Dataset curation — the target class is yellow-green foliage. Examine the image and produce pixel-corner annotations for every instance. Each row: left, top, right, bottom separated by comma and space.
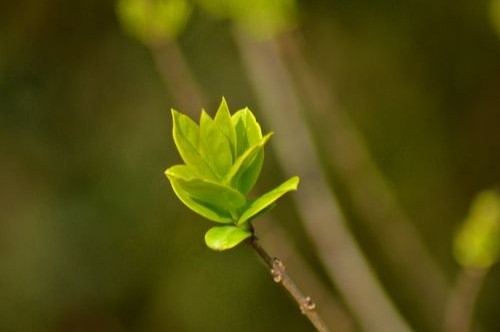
490, 0, 500, 39
196, 0, 298, 39
117, 0, 192, 43
454, 190, 500, 269
165, 98, 299, 250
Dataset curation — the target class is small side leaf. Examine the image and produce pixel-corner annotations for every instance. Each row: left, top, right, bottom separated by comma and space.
173, 177, 246, 213
166, 165, 246, 223
205, 225, 252, 251
238, 176, 299, 225
168, 179, 234, 223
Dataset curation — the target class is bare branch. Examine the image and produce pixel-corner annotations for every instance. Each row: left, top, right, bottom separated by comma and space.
247, 236, 332, 332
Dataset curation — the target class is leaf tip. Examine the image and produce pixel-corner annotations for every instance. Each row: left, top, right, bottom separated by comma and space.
290, 176, 300, 190
263, 131, 274, 141
164, 168, 177, 182
200, 108, 213, 121
216, 97, 231, 118
164, 167, 178, 180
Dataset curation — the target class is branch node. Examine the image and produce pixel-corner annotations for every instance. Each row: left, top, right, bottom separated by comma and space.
271, 258, 285, 283
300, 296, 316, 313
247, 237, 331, 331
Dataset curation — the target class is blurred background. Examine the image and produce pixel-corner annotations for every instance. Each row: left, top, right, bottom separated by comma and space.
1, 0, 500, 331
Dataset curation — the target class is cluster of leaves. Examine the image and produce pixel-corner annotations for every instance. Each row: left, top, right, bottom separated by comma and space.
454, 190, 500, 269
166, 98, 299, 250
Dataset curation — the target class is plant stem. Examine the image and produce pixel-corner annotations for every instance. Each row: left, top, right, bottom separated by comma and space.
277, 32, 449, 329
148, 39, 206, 115
443, 268, 488, 332
257, 219, 357, 332
246, 235, 332, 332
235, 30, 412, 332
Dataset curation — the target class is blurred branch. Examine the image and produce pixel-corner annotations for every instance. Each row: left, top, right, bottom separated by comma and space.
234, 30, 413, 332
443, 268, 487, 332
117, 0, 201, 113
246, 235, 332, 332
446, 189, 500, 332
277, 31, 450, 328
256, 218, 358, 332
148, 39, 205, 115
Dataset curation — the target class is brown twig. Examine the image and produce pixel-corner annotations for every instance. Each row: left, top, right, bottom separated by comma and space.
234, 30, 412, 332
148, 39, 206, 115
443, 268, 488, 332
257, 218, 357, 332
277, 32, 449, 329
246, 235, 332, 332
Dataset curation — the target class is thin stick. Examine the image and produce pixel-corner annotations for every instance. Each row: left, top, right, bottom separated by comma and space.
277, 32, 449, 329
258, 218, 357, 332
246, 236, 332, 332
148, 39, 206, 115
235, 30, 413, 332
443, 268, 488, 332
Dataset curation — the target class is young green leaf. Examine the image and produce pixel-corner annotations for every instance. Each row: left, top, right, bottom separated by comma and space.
168, 178, 234, 223
214, 98, 237, 159
205, 225, 252, 251
171, 109, 217, 180
224, 133, 272, 194
166, 165, 246, 221
199, 110, 233, 179
232, 108, 263, 157
238, 176, 299, 225
172, 178, 246, 214
233, 149, 264, 195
